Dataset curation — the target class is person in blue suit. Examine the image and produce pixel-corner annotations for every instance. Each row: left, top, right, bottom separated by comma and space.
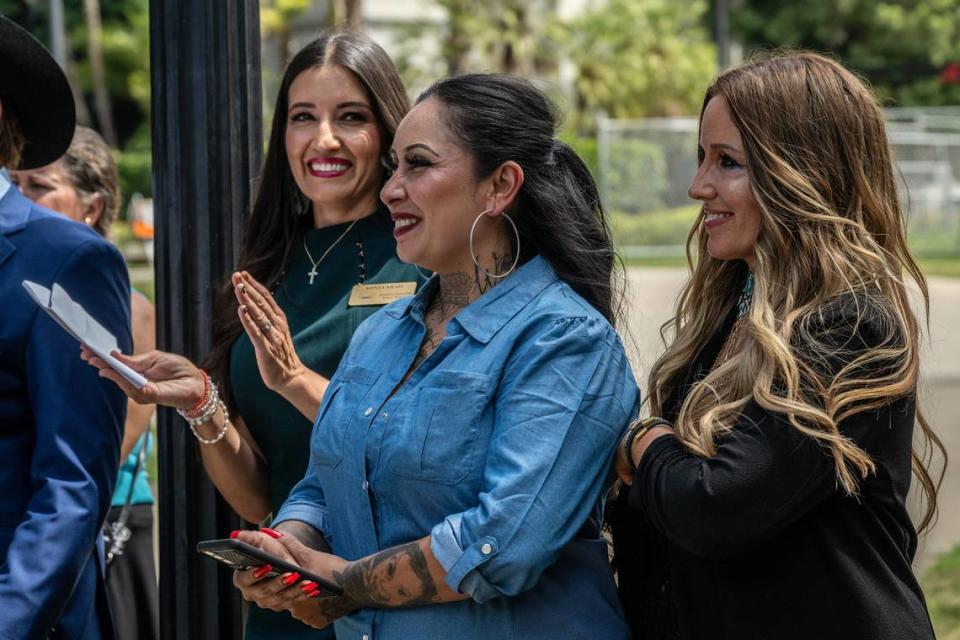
0, 16, 131, 639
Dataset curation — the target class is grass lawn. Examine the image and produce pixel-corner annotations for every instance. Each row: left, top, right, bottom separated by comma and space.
924, 544, 960, 639
611, 207, 960, 277
920, 258, 960, 279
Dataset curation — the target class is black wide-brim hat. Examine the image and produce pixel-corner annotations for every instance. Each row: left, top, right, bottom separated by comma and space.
0, 15, 76, 169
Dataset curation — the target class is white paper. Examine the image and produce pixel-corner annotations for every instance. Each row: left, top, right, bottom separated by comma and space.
22, 280, 148, 389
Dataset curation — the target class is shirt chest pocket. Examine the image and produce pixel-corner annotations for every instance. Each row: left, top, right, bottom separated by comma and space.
310, 364, 381, 468
384, 370, 494, 485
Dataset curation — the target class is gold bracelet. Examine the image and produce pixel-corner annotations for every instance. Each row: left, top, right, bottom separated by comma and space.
623, 417, 672, 472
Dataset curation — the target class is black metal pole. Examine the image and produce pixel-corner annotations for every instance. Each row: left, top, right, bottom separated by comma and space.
149, 1, 262, 638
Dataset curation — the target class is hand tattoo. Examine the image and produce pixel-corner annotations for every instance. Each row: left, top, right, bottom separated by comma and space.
333, 541, 440, 609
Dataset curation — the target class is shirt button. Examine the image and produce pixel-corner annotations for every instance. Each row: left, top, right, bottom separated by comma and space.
481, 543, 492, 555
364, 407, 373, 417
382, 411, 388, 418
363, 635, 370, 640
362, 480, 369, 491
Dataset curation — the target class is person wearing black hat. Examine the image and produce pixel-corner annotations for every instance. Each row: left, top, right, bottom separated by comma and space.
0, 16, 130, 640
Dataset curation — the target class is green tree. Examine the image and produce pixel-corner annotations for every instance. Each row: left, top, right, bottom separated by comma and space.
260, 0, 310, 66
430, 0, 559, 76
1, 0, 152, 203
557, 0, 717, 134
731, 0, 960, 106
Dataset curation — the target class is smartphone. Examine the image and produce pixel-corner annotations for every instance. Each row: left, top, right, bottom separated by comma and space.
196, 538, 343, 597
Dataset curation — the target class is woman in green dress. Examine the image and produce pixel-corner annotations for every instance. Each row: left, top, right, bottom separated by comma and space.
83, 31, 418, 639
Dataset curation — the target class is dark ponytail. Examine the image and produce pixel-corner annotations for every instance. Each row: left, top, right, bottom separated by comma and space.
417, 74, 624, 325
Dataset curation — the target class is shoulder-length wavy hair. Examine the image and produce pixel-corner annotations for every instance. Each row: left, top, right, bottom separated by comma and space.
203, 31, 409, 410
648, 51, 944, 531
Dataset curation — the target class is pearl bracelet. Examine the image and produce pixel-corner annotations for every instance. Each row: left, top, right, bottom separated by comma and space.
188, 397, 231, 445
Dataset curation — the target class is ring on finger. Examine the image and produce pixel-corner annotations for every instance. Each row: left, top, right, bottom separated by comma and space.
262, 321, 273, 332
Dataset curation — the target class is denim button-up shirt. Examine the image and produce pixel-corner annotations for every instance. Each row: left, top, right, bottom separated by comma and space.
276, 256, 637, 639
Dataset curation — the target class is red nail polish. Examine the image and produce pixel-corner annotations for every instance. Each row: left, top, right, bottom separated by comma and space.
230, 530, 240, 539
260, 527, 284, 539
299, 581, 318, 592
282, 572, 300, 586
253, 564, 272, 579
308, 588, 322, 598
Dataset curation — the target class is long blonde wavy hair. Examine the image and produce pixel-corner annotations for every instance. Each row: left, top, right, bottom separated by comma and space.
649, 51, 945, 532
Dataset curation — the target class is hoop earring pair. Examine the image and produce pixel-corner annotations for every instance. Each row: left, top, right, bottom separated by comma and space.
470, 209, 520, 279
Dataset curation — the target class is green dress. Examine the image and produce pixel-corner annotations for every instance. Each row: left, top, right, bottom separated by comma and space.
230, 211, 419, 639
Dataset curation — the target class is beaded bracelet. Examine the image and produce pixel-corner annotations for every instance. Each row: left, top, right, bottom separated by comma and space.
179, 383, 219, 427
183, 369, 211, 417
188, 398, 231, 445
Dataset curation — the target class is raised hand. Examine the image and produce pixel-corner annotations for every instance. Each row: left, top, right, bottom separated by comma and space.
80, 347, 205, 411
233, 271, 306, 394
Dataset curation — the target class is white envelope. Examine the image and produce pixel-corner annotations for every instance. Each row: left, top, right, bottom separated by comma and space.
22, 280, 148, 389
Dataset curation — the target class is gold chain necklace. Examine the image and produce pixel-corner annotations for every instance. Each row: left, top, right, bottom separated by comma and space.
303, 219, 358, 285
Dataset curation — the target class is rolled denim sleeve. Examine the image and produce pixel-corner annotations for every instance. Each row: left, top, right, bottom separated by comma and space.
273, 460, 331, 540
430, 315, 638, 602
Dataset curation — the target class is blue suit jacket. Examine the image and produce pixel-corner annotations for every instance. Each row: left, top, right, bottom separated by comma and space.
0, 186, 130, 639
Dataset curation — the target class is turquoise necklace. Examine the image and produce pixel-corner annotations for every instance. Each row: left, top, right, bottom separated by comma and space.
736, 272, 754, 319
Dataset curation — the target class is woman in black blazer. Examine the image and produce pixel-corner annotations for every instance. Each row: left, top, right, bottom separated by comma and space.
610, 51, 944, 640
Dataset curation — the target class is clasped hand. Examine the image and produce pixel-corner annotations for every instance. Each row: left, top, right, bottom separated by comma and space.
232, 529, 357, 629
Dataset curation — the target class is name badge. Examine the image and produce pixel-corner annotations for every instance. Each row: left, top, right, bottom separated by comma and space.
348, 282, 417, 307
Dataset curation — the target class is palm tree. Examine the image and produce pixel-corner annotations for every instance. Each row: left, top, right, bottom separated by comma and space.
329, 0, 363, 31
83, 0, 117, 146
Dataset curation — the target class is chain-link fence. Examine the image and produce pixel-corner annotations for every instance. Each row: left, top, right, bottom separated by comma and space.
599, 109, 960, 258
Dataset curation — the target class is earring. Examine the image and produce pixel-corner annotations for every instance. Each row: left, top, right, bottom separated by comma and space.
84, 216, 93, 226
469, 209, 520, 279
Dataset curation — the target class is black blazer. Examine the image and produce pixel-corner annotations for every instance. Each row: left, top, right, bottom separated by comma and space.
610, 298, 934, 640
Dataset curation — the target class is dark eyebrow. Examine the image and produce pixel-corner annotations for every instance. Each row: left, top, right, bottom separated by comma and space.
403, 143, 440, 158
337, 101, 372, 110
708, 142, 744, 154
288, 100, 373, 112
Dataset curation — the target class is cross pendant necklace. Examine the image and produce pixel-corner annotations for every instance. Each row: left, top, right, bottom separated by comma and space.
303, 219, 358, 285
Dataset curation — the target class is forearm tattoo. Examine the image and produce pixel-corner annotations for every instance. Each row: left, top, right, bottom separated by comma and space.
333, 541, 440, 609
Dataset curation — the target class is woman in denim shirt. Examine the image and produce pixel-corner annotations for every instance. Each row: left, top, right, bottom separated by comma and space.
233, 74, 638, 639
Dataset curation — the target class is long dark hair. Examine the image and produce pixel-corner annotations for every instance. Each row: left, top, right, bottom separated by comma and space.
203, 31, 409, 410
417, 74, 624, 325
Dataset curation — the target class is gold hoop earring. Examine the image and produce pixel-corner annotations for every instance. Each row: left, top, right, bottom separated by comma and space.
469, 209, 520, 279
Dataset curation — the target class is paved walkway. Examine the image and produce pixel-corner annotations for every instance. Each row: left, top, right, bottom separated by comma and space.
624, 267, 959, 569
